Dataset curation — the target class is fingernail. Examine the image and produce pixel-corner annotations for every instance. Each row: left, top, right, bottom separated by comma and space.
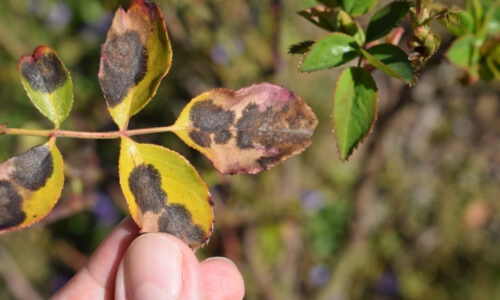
124, 233, 183, 300
204, 256, 237, 268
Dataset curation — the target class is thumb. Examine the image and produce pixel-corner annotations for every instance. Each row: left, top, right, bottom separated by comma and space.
115, 233, 183, 300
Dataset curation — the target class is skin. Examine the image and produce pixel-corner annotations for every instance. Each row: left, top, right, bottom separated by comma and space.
51, 217, 245, 300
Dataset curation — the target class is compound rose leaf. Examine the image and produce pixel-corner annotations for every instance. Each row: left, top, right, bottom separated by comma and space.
0, 138, 64, 233
173, 83, 318, 175
119, 138, 213, 249
18, 46, 73, 128
99, 0, 172, 130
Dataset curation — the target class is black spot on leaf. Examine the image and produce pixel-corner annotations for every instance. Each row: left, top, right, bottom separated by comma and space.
214, 129, 231, 144
189, 100, 235, 147
21, 53, 67, 93
0, 181, 26, 230
99, 30, 148, 107
235, 103, 269, 149
257, 156, 280, 170
189, 130, 211, 148
235, 102, 312, 151
129, 164, 166, 213
11, 145, 53, 191
158, 204, 207, 244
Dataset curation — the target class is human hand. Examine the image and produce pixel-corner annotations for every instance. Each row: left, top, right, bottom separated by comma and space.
51, 217, 244, 300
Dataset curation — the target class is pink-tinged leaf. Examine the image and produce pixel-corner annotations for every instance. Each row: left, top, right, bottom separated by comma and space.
173, 83, 318, 175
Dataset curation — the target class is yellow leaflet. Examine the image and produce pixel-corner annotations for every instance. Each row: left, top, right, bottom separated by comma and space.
0, 138, 64, 232
119, 138, 213, 248
99, 0, 172, 130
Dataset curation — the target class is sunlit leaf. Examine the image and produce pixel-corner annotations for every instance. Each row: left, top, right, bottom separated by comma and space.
172, 83, 318, 175
332, 67, 378, 161
98, 0, 172, 130
341, 0, 378, 16
300, 33, 360, 72
0, 138, 64, 233
298, 7, 365, 45
460, 11, 475, 33
446, 10, 474, 36
366, 1, 413, 43
446, 35, 479, 70
18, 46, 73, 128
119, 138, 213, 248
361, 44, 415, 85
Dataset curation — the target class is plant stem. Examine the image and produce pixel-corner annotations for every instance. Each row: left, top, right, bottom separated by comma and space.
416, 0, 422, 15
1, 125, 180, 139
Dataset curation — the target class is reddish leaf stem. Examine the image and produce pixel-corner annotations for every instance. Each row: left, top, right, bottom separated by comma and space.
1, 125, 179, 139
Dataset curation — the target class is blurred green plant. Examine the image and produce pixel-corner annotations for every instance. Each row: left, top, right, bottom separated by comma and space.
290, 0, 499, 161
445, 0, 500, 83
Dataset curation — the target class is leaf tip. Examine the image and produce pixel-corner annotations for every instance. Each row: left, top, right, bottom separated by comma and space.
18, 46, 55, 69
130, 0, 161, 23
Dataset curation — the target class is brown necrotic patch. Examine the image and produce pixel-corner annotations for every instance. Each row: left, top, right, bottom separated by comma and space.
257, 156, 281, 170
158, 204, 206, 244
99, 30, 148, 107
11, 145, 53, 191
189, 100, 235, 147
129, 164, 166, 213
235, 101, 314, 167
21, 53, 67, 93
189, 129, 211, 148
0, 180, 26, 230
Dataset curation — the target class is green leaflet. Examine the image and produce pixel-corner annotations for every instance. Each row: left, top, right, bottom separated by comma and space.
366, 1, 413, 43
298, 7, 365, 45
18, 46, 73, 128
446, 35, 480, 71
341, 0, 377, 16
332, 67, 378, 161
317, 0, 377, 15
300, 33, 359, 72
361, 44, 415, 85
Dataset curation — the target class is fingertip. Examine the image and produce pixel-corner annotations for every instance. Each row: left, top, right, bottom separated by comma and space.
123, 233, 183, 300
200, 257, 245, 300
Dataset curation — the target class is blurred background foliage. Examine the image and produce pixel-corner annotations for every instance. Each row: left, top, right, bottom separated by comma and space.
0, 0, 498, 299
